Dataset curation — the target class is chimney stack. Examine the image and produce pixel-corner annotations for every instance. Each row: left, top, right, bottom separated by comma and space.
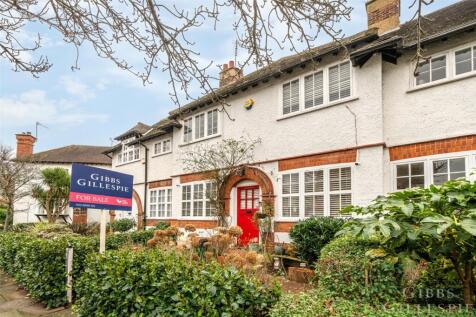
219, 60, 243, 87
366, 0, 400, 35
16, 132, 36, 159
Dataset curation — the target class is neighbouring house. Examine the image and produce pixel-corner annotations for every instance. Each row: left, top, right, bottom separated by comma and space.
13, 132, 116, 225
105, 0, 476, 244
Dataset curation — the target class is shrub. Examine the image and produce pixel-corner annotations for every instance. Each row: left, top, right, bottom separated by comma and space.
269, 289, 473, 317
0, 207, 6, 225
154, 221, 171, 230
315, 235, 403, 304
111, 218, 135, 232
74, 248, 280, 316
289, 217, 345, 265
69, 222, 100, 236
0, 232, 97, 307
11, 222, 36, 232
106, 230, 154, 250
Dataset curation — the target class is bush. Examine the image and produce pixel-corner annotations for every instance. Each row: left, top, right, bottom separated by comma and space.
105, 230, 154, 250
315, 235, 403, 304
154, 221, 171, 230
0, 207, 6, 225
411, 257, 464, 305
111, 218, 135, 232
11, 222, 36, 232
269, 289, 473, 317
74, 249, 280, 316
289, 217, 345, 265
0, 232, 97, 307
69, 222, 100, 236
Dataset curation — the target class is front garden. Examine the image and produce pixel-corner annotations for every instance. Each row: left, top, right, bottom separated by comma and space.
1, 178, 475, 316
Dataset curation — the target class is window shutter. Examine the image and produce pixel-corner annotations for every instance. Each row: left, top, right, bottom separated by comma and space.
283, 79, 299, 115
340, 167, 352, 190
304, 71, 323, 109
329, 65, 339, 102
340, 62, 351, 99
329, 168, 340, 191
282, 83, 291, 114
290, 80, 300, 112
207, 110, 218, 136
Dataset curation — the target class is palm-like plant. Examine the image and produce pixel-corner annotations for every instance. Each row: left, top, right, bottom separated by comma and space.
339, 179, 476, 307
32, 168, 70, 224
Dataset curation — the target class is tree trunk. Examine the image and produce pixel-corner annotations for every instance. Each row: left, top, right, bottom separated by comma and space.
462, 262, 474, 308
4, 201, 14, 230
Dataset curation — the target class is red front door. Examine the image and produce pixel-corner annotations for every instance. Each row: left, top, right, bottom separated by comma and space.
237, 186, 260, 246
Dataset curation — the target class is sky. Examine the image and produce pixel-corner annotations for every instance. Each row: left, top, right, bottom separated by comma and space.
0, 0, 460, 152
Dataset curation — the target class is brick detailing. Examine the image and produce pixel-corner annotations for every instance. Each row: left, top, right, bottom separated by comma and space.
389, 135, 476, 161
366, 0, 400, 34
149, 179, 172, 189
274, 222, 295, 233
72, 208, 87, 225
180, 172, 213, 183
133, 190, 144, 229
223, 166, 275, 215
278, 149, 356, 171
146, 219, 218, 229
15, 133, 36, 159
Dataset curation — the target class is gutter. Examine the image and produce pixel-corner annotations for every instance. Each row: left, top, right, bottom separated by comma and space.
139, 142, 149, 230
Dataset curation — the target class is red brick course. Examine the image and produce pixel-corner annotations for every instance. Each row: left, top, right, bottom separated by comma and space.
180, 172, 213, 183
278, 149, 357, 171
389, 135, 476, 161
146, 218, 218, 229
274, 222, 295, 233
149, 179, 172, 188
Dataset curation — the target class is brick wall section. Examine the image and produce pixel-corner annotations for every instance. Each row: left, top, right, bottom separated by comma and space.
149, 179, 172, 188
274, 222, 295, 233
366, 0, 400, 34
180, 172, 213, 183
278, 149, 357, 171
389, 135, 476, 161
72, 208, 87, 224
146, 218, 218, 229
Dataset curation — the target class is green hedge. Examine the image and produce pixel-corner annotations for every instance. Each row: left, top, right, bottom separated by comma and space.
315, 235, 403, 304
269, 289, 474, 317
289, 217, 345, 265
111, 218, 135, 232
74, 248, 281, 316
0, 230, 154, 308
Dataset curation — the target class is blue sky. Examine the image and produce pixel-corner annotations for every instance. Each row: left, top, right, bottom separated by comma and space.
0, 0, 459, 152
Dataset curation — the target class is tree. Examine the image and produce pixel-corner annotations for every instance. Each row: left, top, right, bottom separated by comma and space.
181, 137, 260, 226
338, 179, 476, 307
32, 168, 71, 224
0, 145, 37, 230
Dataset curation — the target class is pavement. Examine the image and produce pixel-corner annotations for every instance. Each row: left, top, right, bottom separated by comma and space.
0, 272, 72, 317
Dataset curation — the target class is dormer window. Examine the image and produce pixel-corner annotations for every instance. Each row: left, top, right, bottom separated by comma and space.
117, 137, 140, 164
183, 109, 220, 144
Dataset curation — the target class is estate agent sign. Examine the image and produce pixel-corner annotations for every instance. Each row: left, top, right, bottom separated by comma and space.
69, 163, 133, 211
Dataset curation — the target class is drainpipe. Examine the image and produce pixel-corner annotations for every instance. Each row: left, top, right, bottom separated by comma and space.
139, 142, 149, 230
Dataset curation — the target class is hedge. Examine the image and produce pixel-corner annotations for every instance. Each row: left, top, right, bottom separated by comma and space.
269, 289, 474, 317
315, 235, 403, 304
74, 248, 281, 316
0, 230, 154, 308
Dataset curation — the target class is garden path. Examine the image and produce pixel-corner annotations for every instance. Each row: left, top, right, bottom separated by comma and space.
0, 272, 71, 317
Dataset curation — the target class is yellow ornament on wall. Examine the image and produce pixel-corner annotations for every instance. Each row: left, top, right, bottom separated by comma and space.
244, 98, 254, 110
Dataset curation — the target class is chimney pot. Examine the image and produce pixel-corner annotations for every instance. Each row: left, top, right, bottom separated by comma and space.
223, 63, 228, 70
366, 0, 400, 35
229, 60, 235, 68
15, 132, 36, 159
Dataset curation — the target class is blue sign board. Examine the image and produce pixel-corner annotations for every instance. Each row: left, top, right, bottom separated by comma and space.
69, 163, 133, 211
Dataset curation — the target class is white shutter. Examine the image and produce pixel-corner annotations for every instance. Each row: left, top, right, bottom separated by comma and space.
304, 71, 323, 109
340, 167, 352, 190
195, 114, 205, 139
290, 196, 300, 217
290, 80, 300, 113
282, 83, 291, 114
329, 168, 340, 191
304, 75, 314, 109
305, 195, 324, 217
329, 65, 339, 102
207, 110, 218, 136
340, 62, 351, 99
329, 194, 341, 217
290, 173, 299, 193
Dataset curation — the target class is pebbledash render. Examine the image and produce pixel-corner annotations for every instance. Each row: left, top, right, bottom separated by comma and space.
106, 0, 476, 243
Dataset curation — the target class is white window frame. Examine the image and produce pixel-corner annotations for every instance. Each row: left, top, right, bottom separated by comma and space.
454, 43, 476, 78
182, 108, 221, 145
279, 60, 355, 118
180, 181, 216, 220
117, 137, 140, 165
391, 151, 476, 191
153, 138, 172, 156
148, 187, 172, 219
277, 163, 354, 221
410, 41, 476, 90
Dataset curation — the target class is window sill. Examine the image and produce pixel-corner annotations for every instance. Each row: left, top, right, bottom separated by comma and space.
277, 96, 359, 121
151, 151, 172, 158
115, 159, 141, 167
179, 134, 221, 147
408, 71, 476, 93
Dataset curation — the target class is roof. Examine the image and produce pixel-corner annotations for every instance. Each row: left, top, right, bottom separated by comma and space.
30, 145, 112, 165
114, 122, 151, 140
352, 0, 476, 59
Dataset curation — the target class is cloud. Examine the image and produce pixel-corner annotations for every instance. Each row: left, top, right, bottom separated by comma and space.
0, 89, 108, 129
61, 75, 96, 100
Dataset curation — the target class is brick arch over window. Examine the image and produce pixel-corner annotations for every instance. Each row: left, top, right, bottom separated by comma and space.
133, 189, 144, 229
223, 166, 275, 214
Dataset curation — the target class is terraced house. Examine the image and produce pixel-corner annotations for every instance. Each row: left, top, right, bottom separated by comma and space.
106, 0, 476, 243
